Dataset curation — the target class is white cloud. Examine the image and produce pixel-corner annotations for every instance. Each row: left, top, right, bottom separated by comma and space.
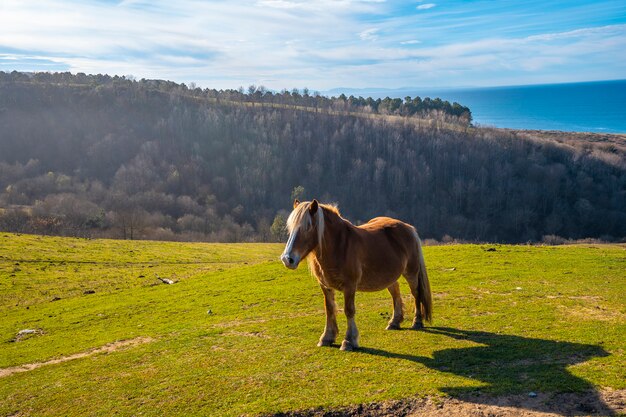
256, 0, 385, 12
304, 23, 626, 87
416, 3, 436, 10
525, 24, 626, 42
359, 28, 380, 41
257, 0, 301, 9
0, 1, 624, 89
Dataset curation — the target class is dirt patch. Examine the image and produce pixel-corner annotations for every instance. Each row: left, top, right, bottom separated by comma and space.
0, 336, 153, 378
212, 318, 269, 328
558, 305, 626, 322
265, 389, 626, 417
222, 331, 271, 339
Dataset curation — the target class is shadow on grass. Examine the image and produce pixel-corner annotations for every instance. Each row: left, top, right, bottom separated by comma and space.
361, 327, 614, 416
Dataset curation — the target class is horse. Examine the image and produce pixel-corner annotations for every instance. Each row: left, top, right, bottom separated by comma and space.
280, 199, 432, 351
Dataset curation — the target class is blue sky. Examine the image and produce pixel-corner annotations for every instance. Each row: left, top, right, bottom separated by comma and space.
0, 0, 625, 90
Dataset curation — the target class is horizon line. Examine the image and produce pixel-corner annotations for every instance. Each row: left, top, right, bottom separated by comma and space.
3, 70, 625, 95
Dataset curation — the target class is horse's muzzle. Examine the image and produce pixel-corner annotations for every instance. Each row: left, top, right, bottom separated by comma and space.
280, 253, 299, 269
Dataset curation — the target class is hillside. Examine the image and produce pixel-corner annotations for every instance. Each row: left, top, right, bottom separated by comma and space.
0, 71, 624, 242
0, 234, 624, 416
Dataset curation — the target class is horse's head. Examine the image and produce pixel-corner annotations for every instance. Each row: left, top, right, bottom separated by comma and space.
281, 199, 323, 269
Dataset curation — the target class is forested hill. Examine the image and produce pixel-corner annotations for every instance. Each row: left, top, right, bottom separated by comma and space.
0, 71, 624, 243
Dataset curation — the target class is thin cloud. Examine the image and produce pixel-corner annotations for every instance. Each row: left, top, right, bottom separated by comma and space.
257, 0, 300, 9
525, 24, 626, 42
359, 28, 380, 41
0, 0, 624, 89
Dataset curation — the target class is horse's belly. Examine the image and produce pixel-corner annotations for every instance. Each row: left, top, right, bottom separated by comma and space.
312, 254, 404, 293
357, 270, 402, 292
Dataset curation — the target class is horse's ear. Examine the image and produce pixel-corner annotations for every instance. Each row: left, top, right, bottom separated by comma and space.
309, 199, 318, 215
293, 199, 300, 209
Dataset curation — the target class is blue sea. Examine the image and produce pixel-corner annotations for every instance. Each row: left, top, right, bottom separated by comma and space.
340, 79, 626, 133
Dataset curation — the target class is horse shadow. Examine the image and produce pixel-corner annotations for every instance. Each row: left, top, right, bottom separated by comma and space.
360, 327, 614, 416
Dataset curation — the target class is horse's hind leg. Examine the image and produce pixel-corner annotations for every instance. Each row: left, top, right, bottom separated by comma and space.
318, 285, 339, 347
404, 272, 424, 330
386, 281, 404, 330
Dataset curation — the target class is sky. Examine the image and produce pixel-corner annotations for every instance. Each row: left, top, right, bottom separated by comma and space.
0, 0, 625, 91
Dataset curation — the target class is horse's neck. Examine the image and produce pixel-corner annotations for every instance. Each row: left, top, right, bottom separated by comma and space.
315, 208, 353, 263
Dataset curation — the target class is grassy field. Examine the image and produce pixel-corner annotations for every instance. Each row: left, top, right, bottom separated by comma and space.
0, 233, 624, 416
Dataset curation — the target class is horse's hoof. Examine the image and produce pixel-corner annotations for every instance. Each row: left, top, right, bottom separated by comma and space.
411, 321, 424, 330
340, 340, 358, 351
386, 323, 401, 330
317, 339, 334, 347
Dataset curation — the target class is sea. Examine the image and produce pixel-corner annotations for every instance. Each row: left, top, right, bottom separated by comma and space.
335, 79, 626, 133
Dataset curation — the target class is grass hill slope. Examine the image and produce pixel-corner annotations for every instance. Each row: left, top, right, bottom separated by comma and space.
0, 234, 624, 416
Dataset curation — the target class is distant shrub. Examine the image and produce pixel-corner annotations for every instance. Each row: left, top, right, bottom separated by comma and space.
145, 227, 177, 242
441, 234, 455, 244
541, 234, 568, 245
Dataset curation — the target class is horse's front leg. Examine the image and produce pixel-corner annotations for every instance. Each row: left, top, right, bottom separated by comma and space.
318, 285, 339, 347
340, 286, 359, 351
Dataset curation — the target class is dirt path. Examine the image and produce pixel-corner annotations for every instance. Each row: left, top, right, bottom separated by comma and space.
268, 389, 626, 417
0, 336, 153, 378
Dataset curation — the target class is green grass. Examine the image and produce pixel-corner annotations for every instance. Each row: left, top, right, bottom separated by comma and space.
0, 234, 624, 416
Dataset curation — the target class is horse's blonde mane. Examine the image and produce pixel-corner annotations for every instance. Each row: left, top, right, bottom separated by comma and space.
286, 201, 339, 251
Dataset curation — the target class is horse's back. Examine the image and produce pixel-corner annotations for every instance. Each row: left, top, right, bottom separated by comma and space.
355, 217, 419, 289
358, 217, 416, 244
359, 216, 399, 229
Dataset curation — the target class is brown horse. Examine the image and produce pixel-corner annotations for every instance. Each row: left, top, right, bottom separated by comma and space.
280, 199, 432, 351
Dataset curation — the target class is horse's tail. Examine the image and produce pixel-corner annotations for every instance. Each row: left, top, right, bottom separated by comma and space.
414, 231, 432, 323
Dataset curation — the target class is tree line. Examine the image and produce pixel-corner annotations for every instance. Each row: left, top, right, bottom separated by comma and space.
0, 71, 471, 123
0, 71, 623, 243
